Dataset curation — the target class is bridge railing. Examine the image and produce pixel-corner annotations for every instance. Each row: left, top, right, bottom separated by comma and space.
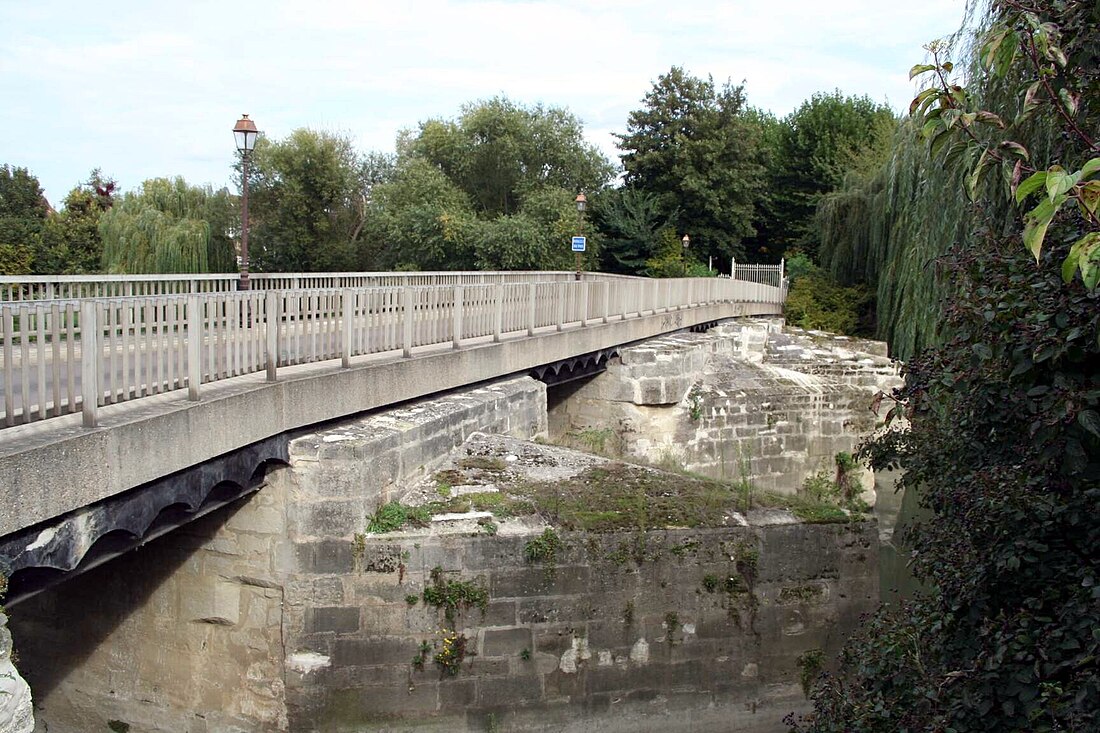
0, 271, 583, 302
0, 275, 784, 430
732, 261, 788, 303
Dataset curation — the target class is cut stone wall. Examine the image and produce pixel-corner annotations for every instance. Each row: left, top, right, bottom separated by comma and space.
9, 376, 547, 733
0, 613, 33, 733
550, 319, 902, 495
10, 484, 292, 733
9, 346, 883, 732
281, 518, 877, 732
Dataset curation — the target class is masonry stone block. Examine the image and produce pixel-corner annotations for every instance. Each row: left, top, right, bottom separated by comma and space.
295, 540, 354, 574
332, 637, 417, 668
476, 674, 544, 708
305, 607, 360, 635
481, 627, 532, 657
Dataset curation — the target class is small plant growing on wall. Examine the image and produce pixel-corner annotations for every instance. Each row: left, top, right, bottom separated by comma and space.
421, 566, 489, 623
796, 648, 825, 697
688, 385, 705, 421
411, 640, 432, 671
434, 629, 470, 677
524, 528, 563, 565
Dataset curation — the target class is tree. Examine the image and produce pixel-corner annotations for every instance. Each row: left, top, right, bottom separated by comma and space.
616, 66, 767, 263
474, 187, 587, 271
248, 129, 373, 272
41, 170, 117, 274
770, 92, 897, 259
365, 158, 477, 271
591, 188, 673, 274
369, 97, 613, 272
0, 165, 49, 275
99, 177, 234, 273
406, 97, 614, 218
792, 2, 1100, 730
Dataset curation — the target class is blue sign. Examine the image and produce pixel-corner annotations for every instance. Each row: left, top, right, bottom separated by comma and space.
571, 236, 586, 252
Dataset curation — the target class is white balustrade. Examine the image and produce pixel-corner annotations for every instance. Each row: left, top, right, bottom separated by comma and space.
0, 273, 785, 429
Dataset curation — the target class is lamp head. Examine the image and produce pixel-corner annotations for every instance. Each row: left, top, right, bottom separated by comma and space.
233, 114, 259, 153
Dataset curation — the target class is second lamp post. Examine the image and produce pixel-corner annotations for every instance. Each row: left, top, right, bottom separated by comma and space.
574, 193, 587, 280
233, 114, 259, 291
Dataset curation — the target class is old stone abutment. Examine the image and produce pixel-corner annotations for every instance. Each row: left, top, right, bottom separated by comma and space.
7, 318, 899, 732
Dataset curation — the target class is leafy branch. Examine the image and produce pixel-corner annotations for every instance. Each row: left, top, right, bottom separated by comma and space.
908, 1, 1100, 288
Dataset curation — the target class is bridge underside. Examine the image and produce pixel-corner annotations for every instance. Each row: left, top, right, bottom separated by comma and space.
1, 436, 288, 606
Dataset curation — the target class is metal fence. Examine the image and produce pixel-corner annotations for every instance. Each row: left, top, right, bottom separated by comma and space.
0, 274, 784, 431
732, 261, 788, 303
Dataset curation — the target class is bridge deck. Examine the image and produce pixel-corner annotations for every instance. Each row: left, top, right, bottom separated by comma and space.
0, 271, 785, 540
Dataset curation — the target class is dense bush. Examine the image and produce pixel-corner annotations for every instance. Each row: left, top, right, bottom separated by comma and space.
783, 269, 873, 335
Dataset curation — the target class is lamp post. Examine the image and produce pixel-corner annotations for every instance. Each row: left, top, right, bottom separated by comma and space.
574, 193, 587, 281
681, 234, 690, 276
233, 114, 259, 291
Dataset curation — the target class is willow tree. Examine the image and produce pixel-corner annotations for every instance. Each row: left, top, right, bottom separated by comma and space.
793, 2, 1099, 730
814, 0, 1085, 359
99, 177, 234, 274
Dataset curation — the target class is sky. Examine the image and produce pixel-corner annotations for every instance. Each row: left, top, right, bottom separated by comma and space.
1, 0, 968, 207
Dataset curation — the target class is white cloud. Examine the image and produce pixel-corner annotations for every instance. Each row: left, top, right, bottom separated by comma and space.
0, 0, 966, 204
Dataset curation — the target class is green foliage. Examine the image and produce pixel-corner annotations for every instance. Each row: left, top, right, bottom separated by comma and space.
818, 0, 1100, 358
794, 206, 1100, 732
432, 629, 469, 677
907, 2, 1100, 288
421, 566, 489, 624
523, 528, 563, 565
702, 574, 719, 593
783, 250, 816, 284
367, 157, 476, 270
408, 97, 613, 218
43, 171, 117, 274
99, 177, 234, 274
796, 648, 825, 698
644, 228, 700, 278
366, 501, 433, 533
765, 92, 898, 260
617, 66, 767, 263
784, 270, 873, 336
687, 384, 704, 421
0, 164, 48, 275
592, 188, 672, 274
249, 129, 370, 272
411, 640, 432, 671
369, 97, 612, 272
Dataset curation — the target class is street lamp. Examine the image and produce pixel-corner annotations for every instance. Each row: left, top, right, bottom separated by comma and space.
681, 234, 690, 276
574, 193, 587, 281
233, 114, 259, 291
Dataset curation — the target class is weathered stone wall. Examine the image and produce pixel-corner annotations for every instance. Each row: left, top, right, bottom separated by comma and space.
550, 319, 901, 494
10, 484, 292, 733
9, 351, 882, 733
9, 376, 548, 733
0, 613, 33, 733
282, 519, 877, 732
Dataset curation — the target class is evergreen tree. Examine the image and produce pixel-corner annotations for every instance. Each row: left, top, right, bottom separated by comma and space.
616, 66, 767, 263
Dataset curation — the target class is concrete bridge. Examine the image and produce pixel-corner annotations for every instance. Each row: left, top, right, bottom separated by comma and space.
0, 269, 785, 604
